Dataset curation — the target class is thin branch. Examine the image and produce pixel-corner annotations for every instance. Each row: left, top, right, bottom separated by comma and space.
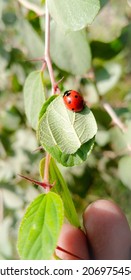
41, 60, 47, 72
18, 174, 55, 190
44, 2, 60, 95
41, 1, 60, 190
56, 245, 84, 260
103, 102, 127, 133
93, 79, 127, 134
17, 0, 45, 16
41, 2, 60, 191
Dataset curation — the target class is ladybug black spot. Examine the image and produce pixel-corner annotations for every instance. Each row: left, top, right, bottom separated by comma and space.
63, 91, 71, 97
63, 90, 84, 112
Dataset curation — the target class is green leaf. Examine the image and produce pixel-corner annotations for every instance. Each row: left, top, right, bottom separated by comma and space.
88, 4, 127, 43
110, 120, 131, 154
38, 95, 97, 155
90, 24, 131, 59
18, 20, 44, 57
91, 39, 125, 60
40, 158, 80, 227
47, 0, 108, 31
39, 95, 58, 120
24, 71, 45, 130
96, 62, 122, 95
43, 137, 95, 167
95, 130, 110, 147
50, 22, 91, 75
17, 192, 64, 260
118, 156, 131, 190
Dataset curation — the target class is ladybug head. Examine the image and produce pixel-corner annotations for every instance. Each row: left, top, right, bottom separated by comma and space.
63, 90, 71, 97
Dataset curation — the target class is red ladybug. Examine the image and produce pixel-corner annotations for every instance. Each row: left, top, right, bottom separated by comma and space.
63, 90, 84, 112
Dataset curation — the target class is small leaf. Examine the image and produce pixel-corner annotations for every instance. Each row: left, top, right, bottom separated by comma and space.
24, 71, 45, 130
110, 120, 131, 154
95, 130, 110, 147
88, 4, 127, 43
17, 193, 64, 260
18, 20, 44, 57
40, 158, 80, 227
96, 62, 122, 95
38, 95, 97, 155
47, 0, 108, 31
118, 156, 131, 190
50, 22, 91, 75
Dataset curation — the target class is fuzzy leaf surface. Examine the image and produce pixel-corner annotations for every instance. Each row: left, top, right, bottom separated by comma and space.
38, 95, 97, 155
50, 22, 91, 75
47, 0, 108, 31
17, 193, 64, 260
39, 158, 80, 227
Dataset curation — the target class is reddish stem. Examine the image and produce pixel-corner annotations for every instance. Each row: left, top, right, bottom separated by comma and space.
40, 2, 61, 190
44, 2, 56, 95
103, 102, 127, 133
56, 246, 84, 260
18, 174, 54, 190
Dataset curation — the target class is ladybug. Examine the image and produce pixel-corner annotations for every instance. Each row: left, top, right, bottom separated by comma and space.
63, 90, 84, 112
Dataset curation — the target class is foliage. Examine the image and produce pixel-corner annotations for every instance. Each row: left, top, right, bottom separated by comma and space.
24, 70, 45, 130
0, 0, 131, 260
18, 192, 64, 260
38, 95, 97, 166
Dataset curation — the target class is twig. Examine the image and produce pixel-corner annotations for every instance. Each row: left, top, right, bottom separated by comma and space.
93, 79, 127, 133
17, 0, 45, 16
56, 245, 84, 260
41, 1, 60, 190
43, 2, 60, 95
29, 2, 62, 191
103, 102, 127, 133
18, 174, 54, 190
41, 60, 47, 72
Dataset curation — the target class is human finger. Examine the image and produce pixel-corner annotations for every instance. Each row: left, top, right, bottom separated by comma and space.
55, 223, 90, 260
83, 199, 131, 259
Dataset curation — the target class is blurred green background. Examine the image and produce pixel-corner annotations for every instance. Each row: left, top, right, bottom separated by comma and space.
0, 0, 131, 259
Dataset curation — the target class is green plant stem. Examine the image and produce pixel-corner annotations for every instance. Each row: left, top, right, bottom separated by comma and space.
43, 153, 51, 193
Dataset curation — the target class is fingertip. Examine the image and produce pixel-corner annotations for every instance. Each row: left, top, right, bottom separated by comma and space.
83, 199, 131, 259
55, 224, 90, 260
